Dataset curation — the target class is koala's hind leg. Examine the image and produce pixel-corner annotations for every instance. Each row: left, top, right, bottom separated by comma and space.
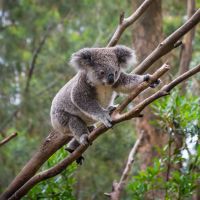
65, 138, 85, 165
66, 125, 94, 152
68, 116, 90, 146
66, 138, 80, 152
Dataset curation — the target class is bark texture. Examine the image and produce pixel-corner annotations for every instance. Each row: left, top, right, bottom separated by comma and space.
178, 0, 196, 89
132, 0, 167, 172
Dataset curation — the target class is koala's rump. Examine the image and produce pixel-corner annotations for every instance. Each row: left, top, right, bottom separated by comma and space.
50, 75, 96, 134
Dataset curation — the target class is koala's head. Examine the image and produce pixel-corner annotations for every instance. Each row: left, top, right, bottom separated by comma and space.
70, 45, 137, 86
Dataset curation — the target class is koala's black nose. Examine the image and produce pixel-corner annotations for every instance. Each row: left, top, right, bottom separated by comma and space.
108, 73, 114, 84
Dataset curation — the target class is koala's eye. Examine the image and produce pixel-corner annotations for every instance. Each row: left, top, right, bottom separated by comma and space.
115, 70, 118, 76
99, 70, 105, 76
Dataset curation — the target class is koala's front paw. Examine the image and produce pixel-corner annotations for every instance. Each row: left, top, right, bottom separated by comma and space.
149, 79, 161, 88
143, 74, 150, 82
100, 111, 112, 128
79, 134, 90, 146
144, 74, 161, 88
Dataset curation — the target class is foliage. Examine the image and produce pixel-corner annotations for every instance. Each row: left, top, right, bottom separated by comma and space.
23, 148, 76, 200
151, 89, 200, 136
128, 150, 200, 200
128, 90, 200, 200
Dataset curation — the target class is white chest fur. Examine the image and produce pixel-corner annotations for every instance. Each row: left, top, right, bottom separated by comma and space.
96, 85, 114, 108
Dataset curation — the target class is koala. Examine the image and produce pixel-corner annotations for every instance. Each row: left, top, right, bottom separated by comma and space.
50, 45, 159, 164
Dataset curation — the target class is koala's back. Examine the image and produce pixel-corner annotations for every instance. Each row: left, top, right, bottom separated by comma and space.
51, 74, 77, 115
50, 71, 96, 133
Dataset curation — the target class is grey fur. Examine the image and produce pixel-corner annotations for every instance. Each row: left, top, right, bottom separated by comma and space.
50, 45, 159, 151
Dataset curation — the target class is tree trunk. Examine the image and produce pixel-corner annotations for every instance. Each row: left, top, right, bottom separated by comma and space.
132, 1, 168, 198
132, 0, 166, 169
178, 0, 196, 90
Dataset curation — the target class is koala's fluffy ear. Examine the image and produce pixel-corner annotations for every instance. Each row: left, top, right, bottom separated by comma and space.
114, 45, 137, 68
70, 48, 92, 70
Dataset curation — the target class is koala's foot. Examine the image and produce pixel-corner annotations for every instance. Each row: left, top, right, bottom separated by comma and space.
76, 155, 85, 165
65, 148, 85, 165
144, 74, 161, 88
149, 79, 161, 88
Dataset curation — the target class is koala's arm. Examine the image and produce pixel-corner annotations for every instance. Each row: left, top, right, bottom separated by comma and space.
71, 78, 112, 127
113, 72, 149, 94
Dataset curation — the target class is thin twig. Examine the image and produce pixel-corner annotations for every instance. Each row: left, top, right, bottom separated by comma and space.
104, 132, 144, 200
107, 0, 154, 47
0, 132, 18, 147
24, 25, 53, 93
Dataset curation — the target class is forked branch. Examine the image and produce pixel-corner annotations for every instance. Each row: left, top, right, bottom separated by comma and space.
107, 0, 154, 47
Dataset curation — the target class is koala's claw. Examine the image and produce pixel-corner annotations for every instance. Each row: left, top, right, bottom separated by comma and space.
88, 125, 95, 132
65, 147, 74, 153
108, 105, 118, 114
144, 74, 150, 82
79, 134, 90, 146
76, 155, 85, 165
64, 148, 84, 165
144, 74, 161, 88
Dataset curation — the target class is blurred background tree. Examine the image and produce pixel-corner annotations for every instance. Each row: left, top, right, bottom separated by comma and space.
0, 0, 199, 199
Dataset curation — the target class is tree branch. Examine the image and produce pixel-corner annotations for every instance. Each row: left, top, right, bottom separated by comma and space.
133, 8, 200, 74
0, 132, 18, 147
122, 63, 200, 120
104, 132, 144, 200
24, 25, 53, 93
116, 63, 170, 113
7, 63, 200, 200
0, 131, 71, 200
107, 0, 154, 47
